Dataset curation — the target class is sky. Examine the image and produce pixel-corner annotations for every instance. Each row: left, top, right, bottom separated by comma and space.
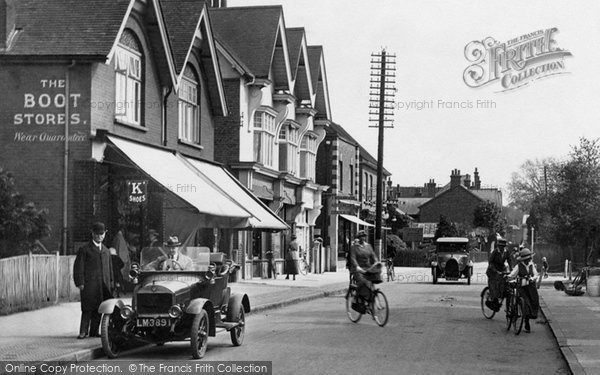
228, 0, 600, 203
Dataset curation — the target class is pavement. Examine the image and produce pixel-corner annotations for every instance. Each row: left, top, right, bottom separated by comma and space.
1, 265, 600, 375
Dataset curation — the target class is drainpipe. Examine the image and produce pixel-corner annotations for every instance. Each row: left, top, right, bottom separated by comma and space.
162, 86, 172, 146
63, 60, 76, 255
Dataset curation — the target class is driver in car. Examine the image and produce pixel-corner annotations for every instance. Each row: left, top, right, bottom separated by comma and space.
144, 236, 193, 271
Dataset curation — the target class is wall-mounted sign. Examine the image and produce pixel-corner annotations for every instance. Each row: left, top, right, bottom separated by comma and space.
127, 180, 148, 204
403, 227, 424, 243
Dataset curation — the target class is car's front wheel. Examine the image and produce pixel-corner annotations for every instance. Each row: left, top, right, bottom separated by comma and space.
191, 310, 209, 359
101, 312, 123, 359
432, 268, 438, 284
229, 306, 245, 346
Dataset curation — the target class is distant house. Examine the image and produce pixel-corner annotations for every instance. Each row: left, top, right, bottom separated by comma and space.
419, 168, 502, 228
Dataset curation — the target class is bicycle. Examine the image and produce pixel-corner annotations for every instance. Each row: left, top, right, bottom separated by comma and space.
345, 263, 389, 327
298, 253, 310, 275
504, 277, 527, 335
386, 257, 395, 282
481, 272, 509, 320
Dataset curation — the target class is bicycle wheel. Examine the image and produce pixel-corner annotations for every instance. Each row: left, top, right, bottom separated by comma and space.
371, 290, 389, 327
513, 298, 525, 335
345, 287, 362, 323
480, 287, 496, 319
299, 260, 308, 275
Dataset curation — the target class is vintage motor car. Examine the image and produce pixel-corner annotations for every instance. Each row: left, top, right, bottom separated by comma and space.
431, 237, 473, 285
98, 246, 250, 359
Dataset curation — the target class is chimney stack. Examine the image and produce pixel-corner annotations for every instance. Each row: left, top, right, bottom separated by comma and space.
426, 179, 437, 197
474, 168, 481, 189
464, 174, 471, 188
450, 169, 462, 188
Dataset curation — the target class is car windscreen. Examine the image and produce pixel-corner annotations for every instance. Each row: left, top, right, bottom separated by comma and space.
436, 243, 468, 253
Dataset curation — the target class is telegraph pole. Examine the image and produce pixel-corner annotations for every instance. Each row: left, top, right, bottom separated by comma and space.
369, 49, 396, 260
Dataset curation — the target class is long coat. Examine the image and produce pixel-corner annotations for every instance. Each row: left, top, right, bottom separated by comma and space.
73, 242, 114, 312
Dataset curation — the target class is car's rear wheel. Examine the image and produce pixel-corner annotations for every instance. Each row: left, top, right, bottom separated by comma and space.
101, 312, 122, 359
191, 310, 209, 359
230, 306, 245, 346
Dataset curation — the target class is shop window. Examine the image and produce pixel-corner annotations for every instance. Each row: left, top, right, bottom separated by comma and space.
113, 29, 143, 126
179, 66, 200, 144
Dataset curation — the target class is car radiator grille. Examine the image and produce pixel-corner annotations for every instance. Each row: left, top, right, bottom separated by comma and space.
137, 293, 172, 315
445, 260, 459, 278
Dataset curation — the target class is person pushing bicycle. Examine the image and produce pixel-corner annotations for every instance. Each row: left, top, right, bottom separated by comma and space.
349, 230, 380, 300
507, 248, 539, 332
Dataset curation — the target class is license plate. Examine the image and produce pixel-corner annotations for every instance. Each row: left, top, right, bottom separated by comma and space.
136, 318, 170, 327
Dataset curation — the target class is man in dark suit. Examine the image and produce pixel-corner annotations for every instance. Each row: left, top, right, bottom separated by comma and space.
73, 222, 114, 339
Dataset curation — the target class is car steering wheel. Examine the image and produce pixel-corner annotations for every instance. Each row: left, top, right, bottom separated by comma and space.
162, 259, 184, 270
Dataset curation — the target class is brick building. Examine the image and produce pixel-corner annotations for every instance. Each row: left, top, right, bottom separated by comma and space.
0, 0, 287, 266
418, 168, 503, 228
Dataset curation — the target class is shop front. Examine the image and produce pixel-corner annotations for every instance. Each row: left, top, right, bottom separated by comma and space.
89, 135, 288, 282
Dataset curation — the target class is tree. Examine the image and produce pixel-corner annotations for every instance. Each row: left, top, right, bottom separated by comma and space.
0, 168, 51, 257
434, 215, 459, 239
547, 138, 600, 265
473, 201, 503, 233
508, 157, 559, 212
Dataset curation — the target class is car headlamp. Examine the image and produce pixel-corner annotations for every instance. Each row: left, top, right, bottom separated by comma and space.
120, 305, 134, 320
168, 305, 183, 318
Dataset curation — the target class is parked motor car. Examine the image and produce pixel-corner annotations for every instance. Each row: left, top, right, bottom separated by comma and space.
98, 246, 250, 359
431, 237, 473, 285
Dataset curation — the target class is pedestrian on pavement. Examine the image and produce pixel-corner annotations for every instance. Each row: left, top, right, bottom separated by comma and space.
485, 235, 508, 312
542, 257, 549, 278
109, 247, 124, 297
73, 222, 114, 339
266, 250, 277, 279
285, 235, 300, 280
349, 230, 379, 300
508, 248, 540, 332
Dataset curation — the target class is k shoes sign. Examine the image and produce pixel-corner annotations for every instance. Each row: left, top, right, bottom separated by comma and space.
127, 180, 148, 204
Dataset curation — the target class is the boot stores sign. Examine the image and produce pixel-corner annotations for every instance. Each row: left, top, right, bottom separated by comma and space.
463, 27, 572, 92
1, 66, 89, 142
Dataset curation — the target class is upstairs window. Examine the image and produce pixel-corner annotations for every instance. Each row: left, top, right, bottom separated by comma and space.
253, 111, 276, 168
114, 30, 143, 126
278, 123, 299, 175
178, 66, 200, 144
300, 134, 317, 181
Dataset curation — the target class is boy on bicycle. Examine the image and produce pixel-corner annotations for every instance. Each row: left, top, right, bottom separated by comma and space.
507, 248, 539, 332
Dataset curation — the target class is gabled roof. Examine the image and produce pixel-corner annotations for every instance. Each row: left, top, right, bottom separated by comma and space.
471, 189, 503, 207
286, 28, 304, 80
160, 0, 206, 73
397, 198, 431, 216
359, 145, 391, 176
419, 185, 485, 209
160, 0, 228, 115
286, 27, 313, 104
328, 122, 358, 146
3, 0, 131, 56
307, 46, 332, 120
209, 6, 289, 81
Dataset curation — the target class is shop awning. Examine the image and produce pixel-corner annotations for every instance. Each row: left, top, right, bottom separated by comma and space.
339, 214, 375, 227
182, 156, 288, 230
107, 136, 252, 223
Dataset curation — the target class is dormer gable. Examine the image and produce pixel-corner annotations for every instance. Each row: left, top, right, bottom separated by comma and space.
287, 27, 314, 107
308, 46, 331, 121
